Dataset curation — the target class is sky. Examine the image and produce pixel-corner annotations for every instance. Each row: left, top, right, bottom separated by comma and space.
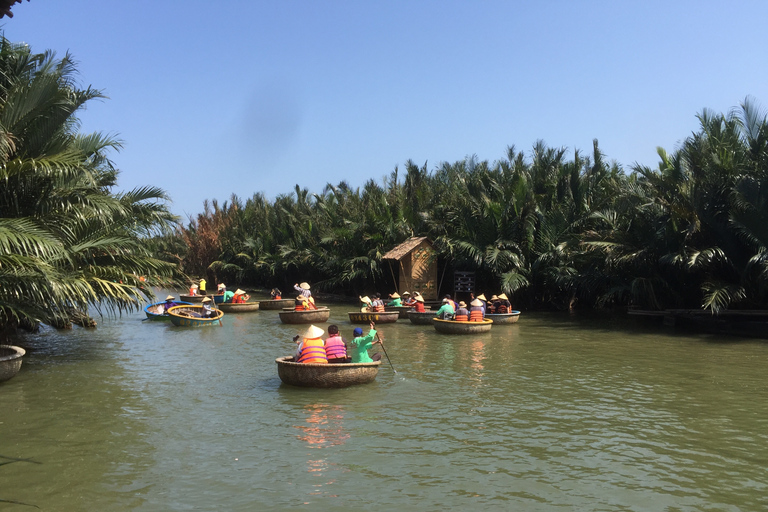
3, 1, 768, 219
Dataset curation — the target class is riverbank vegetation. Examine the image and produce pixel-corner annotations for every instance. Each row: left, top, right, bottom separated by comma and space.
0, 35, 180, 334
172, 99, 768, 314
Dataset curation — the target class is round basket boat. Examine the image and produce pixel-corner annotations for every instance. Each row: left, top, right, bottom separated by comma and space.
259, 299, 296, 310
275, 356, 380, 388
210, 293, 226, 304
278, 307, 331, 324
432, 318, 493, 334
144, 301, 193, 321
178, 294, 205, 303
217, 301, 260, 313
384, 305, 414, 319
408, 311, 436, 325
485, 311, 521, 324
348, 311, 400, 324
167, 305, 224, 327
0, 345, 26, 382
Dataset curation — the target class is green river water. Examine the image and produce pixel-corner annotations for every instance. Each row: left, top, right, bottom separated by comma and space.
1, 295, 767, 511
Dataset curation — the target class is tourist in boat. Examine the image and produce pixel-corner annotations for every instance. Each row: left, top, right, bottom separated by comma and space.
189, 283, 198, 296
496, 293, 511, 313
217, 283, 226, 294
443, 294, 458, 310
454, 301, 469, 321
402, 291, 416, 307
487, 295, 499, 314
348, 322, 382, 363
387, 293, 402, 306
232, 289, 249, 303
435, 298, 455, 319
474, 293, 488, 317
201, 297, 214, 317
370, 293, 386, 312
413, 295, 426, 312
162, 295, 179, 312
295, 325, 328, 364
199, 278, 207, 295
271, 288, 282, 299
293, 282, 317, 309
221, 287, 234, 302
294, 295, 311, 311
469, 299, 485, 321
359, 296, 373, 312
324, 324, 348, 363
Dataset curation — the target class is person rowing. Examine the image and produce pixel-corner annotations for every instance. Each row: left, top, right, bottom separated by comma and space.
348, 322, 382, 363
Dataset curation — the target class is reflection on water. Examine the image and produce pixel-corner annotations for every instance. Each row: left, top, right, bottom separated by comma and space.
1, 302, 767, 510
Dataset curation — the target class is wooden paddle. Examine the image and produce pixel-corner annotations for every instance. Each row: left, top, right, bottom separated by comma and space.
375, 329, 397, 374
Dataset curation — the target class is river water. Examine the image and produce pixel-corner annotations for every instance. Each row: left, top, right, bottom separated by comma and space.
1, 296, 767, 511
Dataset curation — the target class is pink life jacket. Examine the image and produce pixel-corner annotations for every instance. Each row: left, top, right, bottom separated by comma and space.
324, 334, 347, 360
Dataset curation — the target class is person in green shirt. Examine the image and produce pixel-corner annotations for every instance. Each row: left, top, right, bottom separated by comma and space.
434, 298, 455, 319
386, 293, 402, 306
348, 322, 382, 363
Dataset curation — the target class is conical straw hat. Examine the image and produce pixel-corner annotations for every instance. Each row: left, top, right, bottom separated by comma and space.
390, 292, 400, 298
470, 299, 483, 307
202, 297, 212, 303
234, 289, 246, 295
303, 325, 324, 339
360, 296, 371, 304
299, 282, 310, 290
415, 296, 424, 302
476, 294, 486, 301
402, 291, 410, 296
498, 293, 508, 300
165, 295, 175, 301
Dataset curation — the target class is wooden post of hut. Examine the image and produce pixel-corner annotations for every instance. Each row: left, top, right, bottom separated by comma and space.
382, 237, 438, 302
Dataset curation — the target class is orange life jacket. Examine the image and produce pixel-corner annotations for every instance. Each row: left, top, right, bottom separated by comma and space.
469, 309, 484, 322
298, 337, 328, 364
454, 312, 468, 321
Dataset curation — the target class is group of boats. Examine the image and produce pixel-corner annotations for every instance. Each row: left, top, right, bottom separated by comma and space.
143, 291, 521, 389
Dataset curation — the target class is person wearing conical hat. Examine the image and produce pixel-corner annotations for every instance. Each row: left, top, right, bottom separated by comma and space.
496, 293, 511, 314
359, 296, 372, 312
401, 291, 416, 307
473, 293, 488, 315
293, 282, 317, 309
488, 295, 499, 314
469, 298, 485, 321
454, 301, 469, 321
296, 325, 328, 364
162, 295, 178, 313
217, 283, 226, 294
201, 296, 214, 317
189, 283, 198, 296
231, 289, 249, 303
413, 294, 426, 313
348, 321, 381, 363
387, 292, 402, 307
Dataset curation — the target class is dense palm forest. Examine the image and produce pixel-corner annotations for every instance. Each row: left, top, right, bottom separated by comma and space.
3, 31, 767, 336
0, 35, 180, 334
173, 99, 768, 314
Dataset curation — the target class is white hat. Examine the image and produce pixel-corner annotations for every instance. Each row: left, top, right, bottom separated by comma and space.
471, 299, 483, 307
402, 291, 411, 296
217, 283, 226, 289
202, 297, 212, 303
234, 289, 246, 295
390, 292, 400, 299
191, 284, 198, 289
165, 295, 175, 301
499, 293, 508, 300
360, 296, 371, 304
303, 325, 324, 339
476, 294, 487, 301
415, 295, 424, 302
299, 282, 310, 290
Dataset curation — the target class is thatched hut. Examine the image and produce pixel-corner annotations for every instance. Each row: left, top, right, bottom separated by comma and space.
382, 237, 438, 301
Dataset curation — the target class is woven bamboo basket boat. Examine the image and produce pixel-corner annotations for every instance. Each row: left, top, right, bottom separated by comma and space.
211, 293, 226, 304
179, 294, 205, 303
485, 311, 521, 324
217, 301, 260, 313
278, 307, 331, 324
384, 305, 415, 319
432, 318, 493, 334
0, 345, 25, 382
259, 299, 296, 310
144, 301, 193, 321
348, 311, 400, 324
167, 305, 224, 327
275, 356, 380, 388
408, 311, 436, 325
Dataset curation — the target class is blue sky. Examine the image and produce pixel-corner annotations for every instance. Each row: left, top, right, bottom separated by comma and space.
4, 1, 768, 219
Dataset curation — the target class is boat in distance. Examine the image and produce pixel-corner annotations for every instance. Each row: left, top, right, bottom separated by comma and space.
259, 299, 296, 310
167, 305, 224, 327
216, 301, 260, 313
144, 301, 193, 321
278, 307, 331, 324
348, 311, 400, 324
432, 317, 493, 334
275, 356, 380, 388
408, 311, 436, 325
485, 311, 521, 324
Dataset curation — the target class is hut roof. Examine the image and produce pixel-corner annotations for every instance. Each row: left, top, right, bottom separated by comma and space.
382, 237, 432, 261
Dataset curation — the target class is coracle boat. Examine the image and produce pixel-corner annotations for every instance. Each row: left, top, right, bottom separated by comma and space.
211, 293, 225, 304
348, 311, 400, 324
0, 345, 25, 382
485, 311, 521, 324
275, 356, 380, 388
216, 301, 260, 313
259, 299, 296, 310
384, 305, 414, 319
144, 301, 193, 321
167, 305, 224, 327
408, 311, 436, 325
432, 318, 493, 334
278, 307, 331, 324
179, 294, 205, 303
